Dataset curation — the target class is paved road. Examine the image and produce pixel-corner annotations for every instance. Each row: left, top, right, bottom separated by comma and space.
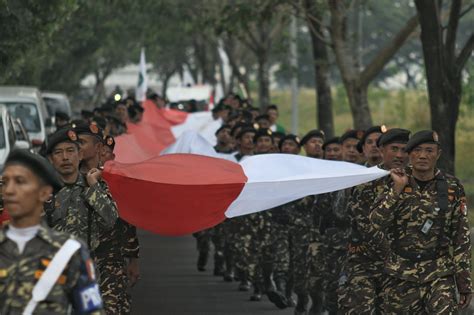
131, 230, 294, 315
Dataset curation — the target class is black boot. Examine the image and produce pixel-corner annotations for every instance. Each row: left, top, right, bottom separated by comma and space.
294, 294, 310, 315
267, 279, 288, 309
250, 286, 263, 301
309, 292, 324, 315
213, 254, 225, 276
238, 272, 251, 291
197, 251, 208, 272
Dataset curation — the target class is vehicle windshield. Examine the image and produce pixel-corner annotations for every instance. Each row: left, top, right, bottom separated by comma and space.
2, 102, 41, 132
44, 97, 70, 116
0, 118, 5, 149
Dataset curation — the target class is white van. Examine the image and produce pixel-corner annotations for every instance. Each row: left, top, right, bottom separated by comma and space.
0, 105, 30, 171
0, 86, 51, 149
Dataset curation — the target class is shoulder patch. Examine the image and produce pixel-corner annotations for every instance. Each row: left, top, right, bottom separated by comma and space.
404, 187, 413, 193
75, 283, 103, 313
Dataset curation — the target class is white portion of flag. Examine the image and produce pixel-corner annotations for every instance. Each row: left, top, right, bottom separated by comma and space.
224, 154, 389, 218
171, 112, 221, 146
136, 48, 147, 102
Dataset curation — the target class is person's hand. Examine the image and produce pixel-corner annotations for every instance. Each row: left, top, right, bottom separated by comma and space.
126, 258, 140, 288
390, 168, 408, 195
459, 293, 472, 309
86, 168, 102, 187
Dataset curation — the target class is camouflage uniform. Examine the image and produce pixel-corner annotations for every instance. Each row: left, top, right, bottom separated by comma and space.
370, 168, 472, 314
318, 189, 352, 314
0, 224, 103, 314
338, 169, 390, 315
232, 215, 252, 285
94, 219, 135, 314
45, 175, 125, 314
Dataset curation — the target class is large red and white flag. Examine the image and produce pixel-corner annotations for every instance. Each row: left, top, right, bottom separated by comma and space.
104, 100, 389, 235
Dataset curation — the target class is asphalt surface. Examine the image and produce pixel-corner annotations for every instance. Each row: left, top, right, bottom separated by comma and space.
131, 230, 294, 315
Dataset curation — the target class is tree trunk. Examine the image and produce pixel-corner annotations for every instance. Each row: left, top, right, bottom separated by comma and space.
161, 70, 175, 99
345, 81, 372, 129
305, 0, 335, 137
92, 71, 107, 107
257, 53, 270, 109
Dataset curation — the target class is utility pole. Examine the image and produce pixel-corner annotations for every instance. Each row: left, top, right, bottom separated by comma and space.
290, 13, 298, 134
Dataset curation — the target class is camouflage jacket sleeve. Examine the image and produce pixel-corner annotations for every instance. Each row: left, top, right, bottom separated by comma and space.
313, 193, 332, 234
69, 240, 104, 314
82, 180, 118, 230
350, 182, 389, 254
450, 182, 472, 293
121, 219, 140, 258
369, 182, 400, 231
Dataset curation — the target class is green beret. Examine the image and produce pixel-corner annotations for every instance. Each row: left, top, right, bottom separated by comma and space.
236, 127, 256, 140
323, 137, 340, 150
405, 130, 439, 153
5, 149, 63, 193
46, 128, 79, 154
73, 121, 104, 141
357, 126, 383, 153
253, 128, 273, 143
339, 129, 364, 144
300, 129, 325, 146
377, 128, 411, 147
278, 134, 301, 150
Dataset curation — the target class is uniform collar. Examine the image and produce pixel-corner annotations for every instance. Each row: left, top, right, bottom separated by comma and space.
0, 222, 59, 247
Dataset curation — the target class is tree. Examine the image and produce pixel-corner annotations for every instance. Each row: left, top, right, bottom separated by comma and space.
414, 0, 474, 174
327, 0, 419, 129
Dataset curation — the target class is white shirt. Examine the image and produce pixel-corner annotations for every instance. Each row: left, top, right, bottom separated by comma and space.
6, 224, 40, 254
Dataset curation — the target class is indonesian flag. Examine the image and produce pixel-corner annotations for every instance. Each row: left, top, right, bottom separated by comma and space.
103, 102, 389, 235
135, 48, 147, 102
103, 154, 387, 235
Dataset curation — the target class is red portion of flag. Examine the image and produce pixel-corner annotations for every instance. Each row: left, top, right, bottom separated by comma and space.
0, 209, 10, 225
103, 154, 247, 235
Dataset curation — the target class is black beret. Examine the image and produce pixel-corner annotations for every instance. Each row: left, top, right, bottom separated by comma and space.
357, 126, 383, 153
55, 111, 70, 121
80, 110, 94, 118
301, 129, 325, 146
340, 129, 364, 144
266, 104, 278, 111
46, 128, 79, 154
253, 128, 273, 143
91, 117, 107, 130
272, 131, 285, 139
215, 124, 232, 136
377, 128, 411, 147
73, 121, 104, 141
255, 114, 270, 122
278, 134, 301, 150
323, 137, 340, 150
236, 127, 257, 140
405, 130, 439, 153
231, 123, 251, 137
104, 135, 116, 152
5, 149, 63, 193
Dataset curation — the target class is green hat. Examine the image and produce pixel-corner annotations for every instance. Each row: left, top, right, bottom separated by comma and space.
253, 128, 273, 143
405, 130, 439, 153
300, 129, 325, 146
46, 128, 79, 154
278, 134, 301, 150
323, 137, 340, 150
339, 129, 364, 144
377, 128, 411, 147
5, 149, 63, 193
357, 126, 383, 153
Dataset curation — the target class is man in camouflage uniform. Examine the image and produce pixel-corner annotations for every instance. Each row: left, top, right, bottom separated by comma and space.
356, 126, 383, 167
338, 128, 410, 314
316, 130, 362, 315
370, 130, 472, 313
0, 149, 103, 314
244, 128, 276, 302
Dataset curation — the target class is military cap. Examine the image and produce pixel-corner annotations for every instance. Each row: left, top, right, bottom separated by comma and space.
104, 135, 116, 152
215, 124, 232, 136
266, 104, 278, 111
272, 131, 285, 140
404, 130, 439, 153
231, 123, 251, 137
55, 111, 70, 121
80, 110, 94, 118
278, 134, 301, 150
357, 125, 383, 153
340, 129, 364, 144
5, 149, 63, 193
300, 129, 325, 146
236, 127, 257, 140
46, 128, 79, 154
73, 121, 104, 141
255, 114, 270, 122
377, 128, 411, 147
253, 128, 273, 143
91, 116, 107, 130
323, 137, 340, 150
